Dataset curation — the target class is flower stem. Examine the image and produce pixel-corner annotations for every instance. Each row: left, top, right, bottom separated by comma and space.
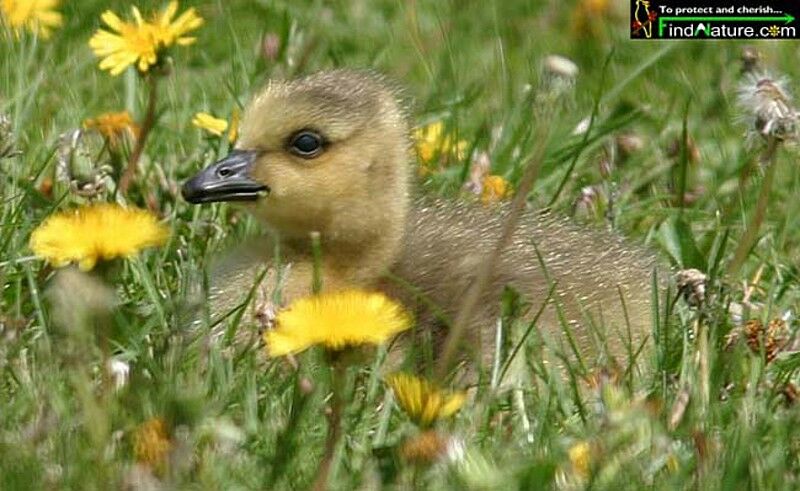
727, 138, 780, 276
120, 74, 159, 194
312, 362, 345, 491
437, 122, 551, 379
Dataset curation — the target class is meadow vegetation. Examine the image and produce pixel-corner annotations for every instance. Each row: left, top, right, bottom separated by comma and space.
2, 0, 800, 489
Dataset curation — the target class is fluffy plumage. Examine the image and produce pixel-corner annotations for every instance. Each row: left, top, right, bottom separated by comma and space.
185, 70, 659, 376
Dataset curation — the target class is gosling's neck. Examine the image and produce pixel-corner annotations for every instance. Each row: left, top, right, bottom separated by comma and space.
277, 202, 408, 286
267, 178, 410, 286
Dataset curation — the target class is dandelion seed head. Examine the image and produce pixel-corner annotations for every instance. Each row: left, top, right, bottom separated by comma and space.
737, 73, 799, 142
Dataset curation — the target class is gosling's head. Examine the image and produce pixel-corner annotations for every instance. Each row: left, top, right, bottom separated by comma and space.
183, 70, 411, 244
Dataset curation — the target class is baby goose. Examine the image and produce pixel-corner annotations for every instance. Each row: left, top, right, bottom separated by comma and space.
182, 70, 658, 374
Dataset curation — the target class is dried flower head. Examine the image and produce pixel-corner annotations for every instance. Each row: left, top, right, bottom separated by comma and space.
737, 74, 799, 142
83, 111, 139, 146
386, 372, 466, 427
725, 318, 789, 363
30, 203, 169, 271
1, 0, 63, 39
133, 417, 171, 472
572, 184, 603, 220
676, 268, 707, 307
264, 289, 411, 357
107, 358, 130, 391
89, 2, 203, 76
55, 129, 117, 198
463, 150, 491, 195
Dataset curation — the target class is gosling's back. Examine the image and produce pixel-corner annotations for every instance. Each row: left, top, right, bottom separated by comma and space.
387, 198, 658, 371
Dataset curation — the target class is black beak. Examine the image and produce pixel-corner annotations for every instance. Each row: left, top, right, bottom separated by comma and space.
181, 150, 268, 204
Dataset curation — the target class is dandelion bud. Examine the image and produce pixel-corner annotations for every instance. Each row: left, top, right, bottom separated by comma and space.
298, 377, 314, 395
56, 129, 114, 198
740, 46, 760, 74
262, 33, 281, 62
572, 185, 602, 220
615, 133, 645, 162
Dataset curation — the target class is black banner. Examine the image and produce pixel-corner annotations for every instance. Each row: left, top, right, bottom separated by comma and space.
630, 0, 799, 39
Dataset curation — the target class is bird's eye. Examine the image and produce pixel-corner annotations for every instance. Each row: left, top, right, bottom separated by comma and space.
289, 131, 324, 158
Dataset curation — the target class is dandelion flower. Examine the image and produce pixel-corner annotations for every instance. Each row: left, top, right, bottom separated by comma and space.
265, 289, 411, 357
29, 203, 169, 271
228, 107, 240, 143
1, 0, 63, 39
414, 121, 468, 170
386, 372, 466, 427
89, 2, 202, 76
133, 417, 171, 471
568, 440, 592, 479
89, 9, 159, 76
192, 112, 228, 137
481, 175, 512, 205
151, 0, 203, 47
83, 111, 139, 145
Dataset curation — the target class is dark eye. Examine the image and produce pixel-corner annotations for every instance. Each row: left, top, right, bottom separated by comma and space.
289, 131, 324, 158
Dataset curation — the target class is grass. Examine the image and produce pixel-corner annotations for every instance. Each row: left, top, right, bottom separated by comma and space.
3, 0, 800, 489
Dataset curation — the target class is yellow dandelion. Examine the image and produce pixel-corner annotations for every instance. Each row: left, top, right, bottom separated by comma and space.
192, 112, 228, 137
228, 107, 240, 144
83, 111, 139, 145
572, 0, 614, 38
265, 289, 411, 357
386, 372, 466, 427
88, 2, 202, 76
414, 121, 468, 170
29, 203, 169, 271
89, 9, 159, 76
151, 1, 203, 47
133, 417, 171, 472
568, 440, 592, 479
0, 0, 63, 39
481, 175, 512, 205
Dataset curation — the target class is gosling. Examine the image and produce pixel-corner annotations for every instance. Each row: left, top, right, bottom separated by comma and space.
182, 70, 659, 376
